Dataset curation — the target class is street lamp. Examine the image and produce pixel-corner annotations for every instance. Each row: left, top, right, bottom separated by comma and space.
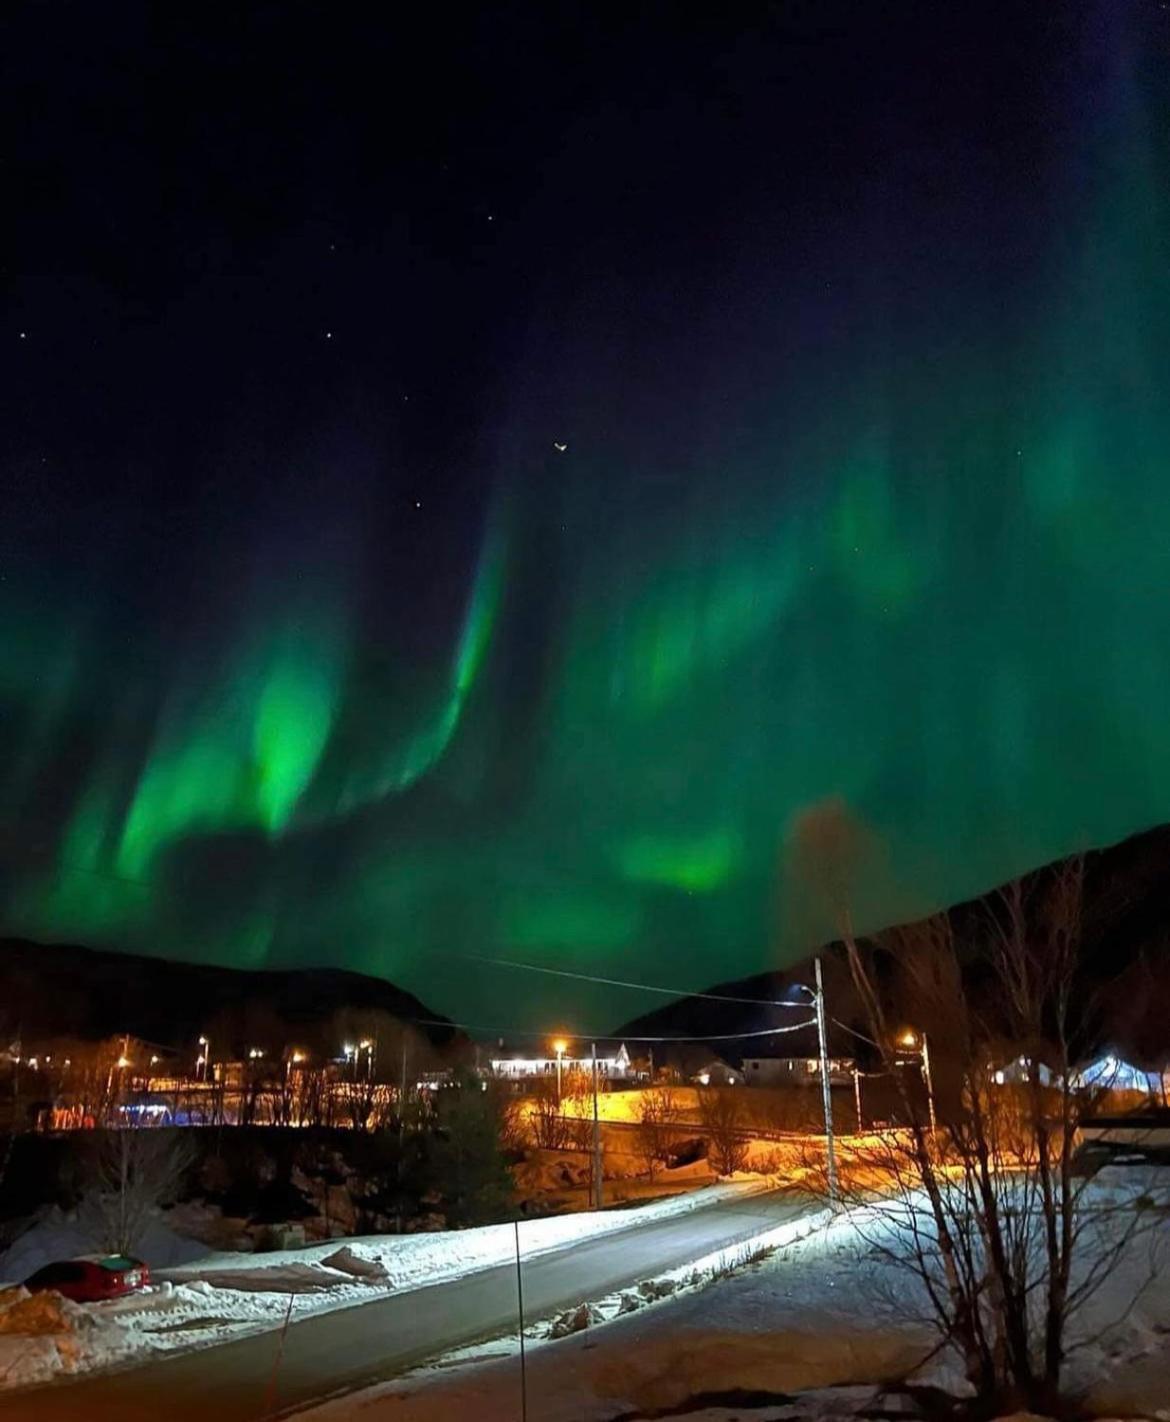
552, 1039, 567, 1102
787, 960, 838, 1203
896, 1028, 937, 1136
198, 1035, 210, 1083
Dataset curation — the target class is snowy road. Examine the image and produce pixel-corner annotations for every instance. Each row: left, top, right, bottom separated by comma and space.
0, 1189, 812, 1422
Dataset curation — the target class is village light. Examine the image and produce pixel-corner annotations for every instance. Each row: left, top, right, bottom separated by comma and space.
116, 1055, 131, 1069
248, 1047, 264, 1060
552, 1038, 568, 1100
897, 1028, 937, 1135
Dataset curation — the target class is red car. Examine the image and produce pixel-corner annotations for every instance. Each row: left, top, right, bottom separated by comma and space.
24, 1255, 150, 1303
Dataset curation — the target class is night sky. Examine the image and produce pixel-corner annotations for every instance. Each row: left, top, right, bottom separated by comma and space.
5, 2, 1170, 1033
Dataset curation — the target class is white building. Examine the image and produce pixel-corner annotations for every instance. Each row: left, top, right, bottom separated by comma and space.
741, 1054, 853, 1086
488, 1042, 633, 1082
1071, 1054, 1167, 1097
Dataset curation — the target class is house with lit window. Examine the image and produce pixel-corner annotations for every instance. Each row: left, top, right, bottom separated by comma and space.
487, 1041, 633, 1081
740, 1025, 853, 1086
741, 1053, 853, 1085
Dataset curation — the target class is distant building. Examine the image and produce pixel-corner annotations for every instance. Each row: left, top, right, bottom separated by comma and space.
740, 1022, 853, 1086
741, 1054, 853, 1086
990, 1056, 1056, 1088
1071, 1054, 1168, 1097
488, 1042, 633, 1082
689, 1058, 744, 1087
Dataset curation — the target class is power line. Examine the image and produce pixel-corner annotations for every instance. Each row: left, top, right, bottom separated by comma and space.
450, 951, 809, 1010
399, 1012, 818, 1045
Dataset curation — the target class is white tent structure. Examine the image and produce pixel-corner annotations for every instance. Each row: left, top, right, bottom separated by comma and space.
1071, 1053, 1168, 1097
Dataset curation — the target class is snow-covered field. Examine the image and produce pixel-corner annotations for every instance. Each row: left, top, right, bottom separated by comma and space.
3, 1162, 1168, 1419
0, 1174, 765, 1390
300, 1163, 1170, 1422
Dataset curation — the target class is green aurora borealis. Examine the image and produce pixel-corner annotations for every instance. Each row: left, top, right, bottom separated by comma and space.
6, 5, 1170, 1029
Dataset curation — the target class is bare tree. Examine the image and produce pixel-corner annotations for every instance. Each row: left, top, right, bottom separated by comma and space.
528, 1076, 572, 1150
634, 1088, 677, 1179
793, 807, 1156, 1414
84, 1128, 194, 1257
698, 1089, 748, 1176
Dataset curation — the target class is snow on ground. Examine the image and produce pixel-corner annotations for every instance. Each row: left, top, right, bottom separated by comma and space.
0, 1173, 765, 1390
301, 1163, 1170, 1422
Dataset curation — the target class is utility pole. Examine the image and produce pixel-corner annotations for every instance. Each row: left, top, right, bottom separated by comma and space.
591, 1041, 602, 1210
852, 1064, 863, 1134
814, 957, 838, 1204
396, 1039, 408, 1234
514, 1220, 528, 1422
648, 1046, 654, 1084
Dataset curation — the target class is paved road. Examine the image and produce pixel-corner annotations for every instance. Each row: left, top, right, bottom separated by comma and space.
0, 1190, 810, 1422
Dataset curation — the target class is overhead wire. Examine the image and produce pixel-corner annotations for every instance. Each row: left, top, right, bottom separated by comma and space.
448, 950, 811, 1010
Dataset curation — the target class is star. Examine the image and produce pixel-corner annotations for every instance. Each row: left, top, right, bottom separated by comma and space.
553, 441, 567, 453
415, 500, 421, 509
19, 332, 27, 340
325, 331, 333, 340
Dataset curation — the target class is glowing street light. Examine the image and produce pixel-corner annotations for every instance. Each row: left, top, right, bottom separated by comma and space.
896, 1027, 937, 1135
552, 1038, 568, 1101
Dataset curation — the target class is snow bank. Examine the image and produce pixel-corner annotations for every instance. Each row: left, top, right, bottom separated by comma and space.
0, 1178, 765, 1391
160, 1175, 764, 1295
